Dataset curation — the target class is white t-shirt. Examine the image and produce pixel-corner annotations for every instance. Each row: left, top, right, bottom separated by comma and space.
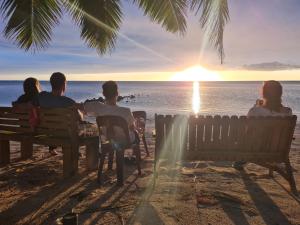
247, 106, 292, 117
84, 101, 135, 143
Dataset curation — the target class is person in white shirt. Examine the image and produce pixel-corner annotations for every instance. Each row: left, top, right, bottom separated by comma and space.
83, 81, 138, 144
233, 80, 292, 170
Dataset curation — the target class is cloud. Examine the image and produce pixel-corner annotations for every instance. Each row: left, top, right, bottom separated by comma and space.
243, 61, 300, 71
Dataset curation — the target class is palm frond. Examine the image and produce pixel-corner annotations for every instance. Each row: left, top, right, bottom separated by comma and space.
65, 0, 122, 54
133, 0, 187, 34
191, 0, 229, 63
0, 0, 62, 51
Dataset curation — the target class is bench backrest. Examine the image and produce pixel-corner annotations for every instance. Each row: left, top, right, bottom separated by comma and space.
36, 107, 79, 138
0, 107, 32, 134
155, 115, 297, 163
0, 107, 79, 138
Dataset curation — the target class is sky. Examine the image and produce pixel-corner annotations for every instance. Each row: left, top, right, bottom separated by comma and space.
0, 0, 300, 81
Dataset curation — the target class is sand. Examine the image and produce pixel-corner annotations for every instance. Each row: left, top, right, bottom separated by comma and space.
0, 125, 299, 225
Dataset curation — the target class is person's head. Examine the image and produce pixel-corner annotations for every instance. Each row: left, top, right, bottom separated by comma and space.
23, 77, 41, 97
102, 81, 118, 102
261, 80, 283, 112
50, 72, 67, 95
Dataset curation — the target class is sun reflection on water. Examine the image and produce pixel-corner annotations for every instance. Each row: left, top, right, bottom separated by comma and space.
192, 81, 201, 115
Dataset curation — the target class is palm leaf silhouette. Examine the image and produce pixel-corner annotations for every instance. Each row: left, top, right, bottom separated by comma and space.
132, 0, 187, 34
191, 0, 230, 63
0, 0, 62, 51
65, 0, 122, 54
0, 0, 229, 62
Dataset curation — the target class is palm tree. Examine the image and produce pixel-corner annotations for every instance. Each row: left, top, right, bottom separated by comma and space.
0, 0, 229, 63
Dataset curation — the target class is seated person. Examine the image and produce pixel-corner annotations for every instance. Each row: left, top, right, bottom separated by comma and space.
34, 72, 84, 155
12, 77, 41, 107
83, 81, 138, 145
35, 72, 77, 108
233, 80, 292, 170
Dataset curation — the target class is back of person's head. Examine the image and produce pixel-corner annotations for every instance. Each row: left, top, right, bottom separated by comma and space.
50, 72, 66, 91
262, 80, 283, 112
23, 77, 40, 97
102, 81, 118, 100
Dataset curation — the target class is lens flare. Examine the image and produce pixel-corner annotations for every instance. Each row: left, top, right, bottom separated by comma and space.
192, 81, 201, 114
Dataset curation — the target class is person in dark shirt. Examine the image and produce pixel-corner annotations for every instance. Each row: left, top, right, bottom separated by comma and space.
34, 72, 76, 108
35, 72, 80, 155
12, 77, 41, 106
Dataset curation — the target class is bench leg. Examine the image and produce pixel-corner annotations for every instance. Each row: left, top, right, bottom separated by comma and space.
72, 144, 79, 175
133, 144, 142, 176
108, 150, 114, 171
21, 140, 33, 159
285, 160, 298, 196
268, 169, 274, 178
142, 134, 149, 156
86, 139, 99, 171
0, 140, 10, 166
116, 149, 124, 185
62, 145, 77, 178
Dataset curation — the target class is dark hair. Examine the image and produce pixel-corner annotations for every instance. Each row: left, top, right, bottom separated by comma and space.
23, 77, 40, 97
50, 72, 66, 91
102, 81, 118, 99
262, 80, 283, 112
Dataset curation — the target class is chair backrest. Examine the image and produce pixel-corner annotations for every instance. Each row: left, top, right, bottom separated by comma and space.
133, 111, 147, 130
0, 107, 32, 133
36, 107, 79, 138
155, 114, 297, 163
96, 116, 131, 145
132, 111, 146, 120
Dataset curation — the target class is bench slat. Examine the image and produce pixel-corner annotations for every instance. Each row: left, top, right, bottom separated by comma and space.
189, 116, 196, 151
196, 116, 205, 151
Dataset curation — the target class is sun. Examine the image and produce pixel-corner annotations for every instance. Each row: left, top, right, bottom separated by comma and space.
171, 65, 221, 81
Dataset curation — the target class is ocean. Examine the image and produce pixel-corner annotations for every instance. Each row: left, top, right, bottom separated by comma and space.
1, 81, 300, 124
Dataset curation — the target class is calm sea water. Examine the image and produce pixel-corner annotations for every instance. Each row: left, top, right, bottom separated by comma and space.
1, 81, 300, 124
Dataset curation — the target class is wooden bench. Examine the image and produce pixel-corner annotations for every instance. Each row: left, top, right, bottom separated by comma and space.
0, 107, 99, 177
155, 114, 298, 195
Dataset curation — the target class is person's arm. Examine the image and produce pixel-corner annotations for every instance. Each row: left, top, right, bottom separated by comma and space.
247, 107, 258, 117
82, 101, 105, 116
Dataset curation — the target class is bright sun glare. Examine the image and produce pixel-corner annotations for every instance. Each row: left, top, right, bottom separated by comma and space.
171, 65, 221, 81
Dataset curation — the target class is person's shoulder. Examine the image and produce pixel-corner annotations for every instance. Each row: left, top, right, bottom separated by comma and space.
117, 106, 132, 114
62, 95, 76, 102
84, 101, 104, 108
38, 91, 49, 96
247, 106, 268, 117
281, 106, 293, 115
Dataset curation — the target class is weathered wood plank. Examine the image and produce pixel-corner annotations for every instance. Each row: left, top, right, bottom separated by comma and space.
212, 115, 221, 149
0, 119, 30, 126
220, 116, 230, 149
0, 125, 31, 133
204, 116, 213, 150
188, 116, 196, 151
0, 139, 10, 166
155, 114, 165, 160
196, 116, 205, 151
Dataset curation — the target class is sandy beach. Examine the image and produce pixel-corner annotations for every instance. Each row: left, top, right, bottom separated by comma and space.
0, 123, 299, 225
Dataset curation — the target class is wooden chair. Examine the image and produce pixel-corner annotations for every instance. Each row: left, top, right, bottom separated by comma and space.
155, 114, 298, 195
96, 116, 141, 185
133, 111, 149, 156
